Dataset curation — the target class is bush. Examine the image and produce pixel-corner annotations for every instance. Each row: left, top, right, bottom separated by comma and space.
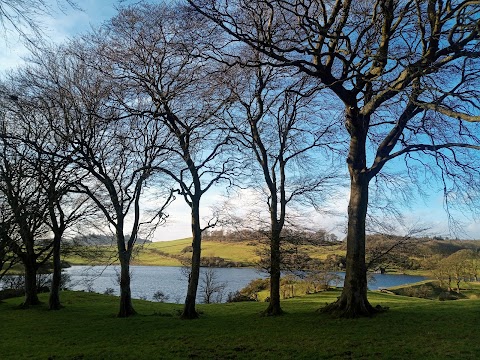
226, 278, 269, 302
0, 288, 24, 300
1, 275, 24, 291
153, 290, 170, 303
200, 256, 240, 268
240, 278, 269, 297
181, 246, 193, 253
1, 272, 72, 292
226, 291, 256, 302
402, 285, 434, 299
438, 291, 465, 301
103, 287, 115, 296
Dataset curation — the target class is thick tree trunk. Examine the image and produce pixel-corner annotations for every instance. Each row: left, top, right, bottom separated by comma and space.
49, 234, 62, 310
117, 248, 136, 318
323, 176, 377, 317
181, 199, 201, 319
263, 227, 283, 316
23, 257, 40, 307
322, 107, 378, 318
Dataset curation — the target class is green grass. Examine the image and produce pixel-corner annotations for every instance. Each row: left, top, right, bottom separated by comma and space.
463, 282, 480, 299
1, 290, 479, 359
65, 238, 347, 267
135, 238, 262, 266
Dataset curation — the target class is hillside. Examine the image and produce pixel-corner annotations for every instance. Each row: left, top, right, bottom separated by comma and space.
65, 237, 345, 267
64, 235, 480, 272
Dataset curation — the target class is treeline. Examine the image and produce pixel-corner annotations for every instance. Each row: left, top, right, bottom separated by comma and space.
203, 228, 339, 245
71, 234, 152, 246
365, 234, 480, 272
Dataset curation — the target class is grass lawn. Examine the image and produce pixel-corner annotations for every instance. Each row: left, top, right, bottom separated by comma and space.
1, 290, 479, 359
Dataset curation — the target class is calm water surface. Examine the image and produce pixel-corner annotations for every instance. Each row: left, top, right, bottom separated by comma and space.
64, 265, 426, 303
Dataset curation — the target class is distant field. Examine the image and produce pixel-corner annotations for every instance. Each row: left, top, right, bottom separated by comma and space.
1, 290, 479, 359
65, 238, 346, 267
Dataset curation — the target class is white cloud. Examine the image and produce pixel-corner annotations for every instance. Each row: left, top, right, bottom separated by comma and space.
153, 196, 192, 241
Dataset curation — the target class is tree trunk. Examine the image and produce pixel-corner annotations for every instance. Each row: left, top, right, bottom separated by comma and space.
181, 198, 201, 319
117, 248, 136, 317
263, 227, 283, 316
49, 233, 62, 310
323, 176, 377, 317
322, 107, 378, 317
23, 257, 40, 307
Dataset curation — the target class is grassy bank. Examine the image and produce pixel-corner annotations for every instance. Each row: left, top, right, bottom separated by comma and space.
1, 290, 479, 359
65, 238, 345, 267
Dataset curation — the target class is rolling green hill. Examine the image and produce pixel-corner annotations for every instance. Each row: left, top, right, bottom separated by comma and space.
65, 237, 345, 267
64, 236, 480, 276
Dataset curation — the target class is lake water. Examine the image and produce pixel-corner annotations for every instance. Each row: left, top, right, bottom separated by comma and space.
63, 265, 426, 303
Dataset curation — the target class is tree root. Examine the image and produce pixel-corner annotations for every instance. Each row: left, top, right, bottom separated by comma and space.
180, 308, 199, 320
320, 298, 388, 318
261, 305, 284, 317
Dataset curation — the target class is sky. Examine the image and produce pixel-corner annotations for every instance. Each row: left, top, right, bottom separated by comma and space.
0, 0, 478, 241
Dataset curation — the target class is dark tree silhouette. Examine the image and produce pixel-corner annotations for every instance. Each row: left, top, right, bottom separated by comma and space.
19, 45, 173, 317
223, 52, 339, 315
93, 3, 239, 319
189, 0, 480, 317
0, 116, 51, 307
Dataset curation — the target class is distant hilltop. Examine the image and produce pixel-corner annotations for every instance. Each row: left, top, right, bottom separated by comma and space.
69, 233, 152, 246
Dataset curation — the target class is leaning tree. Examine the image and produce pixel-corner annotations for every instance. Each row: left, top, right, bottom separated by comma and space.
189, 0, 480, 316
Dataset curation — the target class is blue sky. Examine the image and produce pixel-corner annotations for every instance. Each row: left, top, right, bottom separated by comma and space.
0, 0, 478, 241
0, 0, 122, 69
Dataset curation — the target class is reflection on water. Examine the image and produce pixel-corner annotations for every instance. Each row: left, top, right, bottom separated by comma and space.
63, 265, 426, 303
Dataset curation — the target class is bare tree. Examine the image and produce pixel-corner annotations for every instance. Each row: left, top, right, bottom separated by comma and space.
19, 44, 174, 317
189, 0, 480, 317
199, 268, 226, 304
0, 0, 79, 42
0, 77, 96, 309
222, 50, 340, 315
0, 201, 20, 282
92, 3, 239, 319
0, 114, 52, 306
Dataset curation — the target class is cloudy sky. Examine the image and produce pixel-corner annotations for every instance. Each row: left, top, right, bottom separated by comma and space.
0, 0, 478, 241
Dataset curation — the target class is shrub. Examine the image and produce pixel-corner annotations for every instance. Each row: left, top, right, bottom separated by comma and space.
240, 278, 269, 297
153, 290, 170, 303
227, 278, 269, 302
226, 291, 256, 303
103, 287, 115, 296
402, 285, 434, 299
181, 246, 193, 253
0, 288, 24, 300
